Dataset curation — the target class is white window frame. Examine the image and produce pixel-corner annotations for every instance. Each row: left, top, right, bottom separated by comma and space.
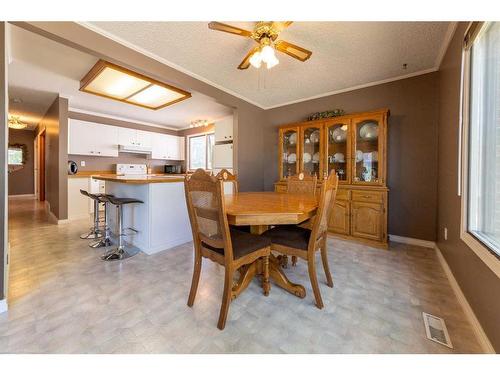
187, 131, 215, 172
459, 22, 500, 278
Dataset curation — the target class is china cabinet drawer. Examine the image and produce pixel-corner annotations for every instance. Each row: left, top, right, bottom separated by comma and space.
336, 189, 349, 201
351, 190, 384, 203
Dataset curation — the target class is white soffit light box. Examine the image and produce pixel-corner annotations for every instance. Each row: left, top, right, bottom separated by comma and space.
80, 60, 191, 110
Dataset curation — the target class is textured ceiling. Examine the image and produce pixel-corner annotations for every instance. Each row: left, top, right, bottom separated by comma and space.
88, 21, 452, 109
8, 25, 232, 129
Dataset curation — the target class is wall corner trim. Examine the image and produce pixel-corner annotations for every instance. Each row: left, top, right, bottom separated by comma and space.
0, 299, 7, 314
434, 244, 496, 353
389, 234, 436, 248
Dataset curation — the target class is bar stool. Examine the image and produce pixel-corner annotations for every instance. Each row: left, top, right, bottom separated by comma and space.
89, 194, 113, 249
79, 189, 103, 240
101, 196, 143, 261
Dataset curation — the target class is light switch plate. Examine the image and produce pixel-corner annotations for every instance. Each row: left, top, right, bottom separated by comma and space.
444, 227, 448, 240
80, 161, 86, 167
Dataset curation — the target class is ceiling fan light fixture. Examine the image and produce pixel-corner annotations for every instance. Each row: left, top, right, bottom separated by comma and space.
249, 51, 262, 68
265, 54, 279, 69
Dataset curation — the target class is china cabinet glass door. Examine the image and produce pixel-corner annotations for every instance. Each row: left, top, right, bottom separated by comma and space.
325, 121, 350, 183
280, 127, 299, 179
300, 125, 322, 177
352, 116, 383, 185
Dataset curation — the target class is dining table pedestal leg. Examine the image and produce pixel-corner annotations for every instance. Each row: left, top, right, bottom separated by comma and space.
268, 254, 306, 298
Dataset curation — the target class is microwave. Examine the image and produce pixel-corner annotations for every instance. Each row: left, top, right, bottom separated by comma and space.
164, 165, 182, 174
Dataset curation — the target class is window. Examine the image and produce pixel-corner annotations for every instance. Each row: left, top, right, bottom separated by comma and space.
462, 22, 500, 260
8, 147, 23, 165
188, 133, 214, 171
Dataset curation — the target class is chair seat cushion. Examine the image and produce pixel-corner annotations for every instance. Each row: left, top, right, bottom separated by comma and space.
262, 225, 311, 250
202, 229, 271, 259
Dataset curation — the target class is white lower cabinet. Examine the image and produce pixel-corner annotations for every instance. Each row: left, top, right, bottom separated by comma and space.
68, 178, 91, 220
67, 177, 106, 220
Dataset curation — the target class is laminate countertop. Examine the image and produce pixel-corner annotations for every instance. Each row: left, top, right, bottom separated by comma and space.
92, 175, 185, 184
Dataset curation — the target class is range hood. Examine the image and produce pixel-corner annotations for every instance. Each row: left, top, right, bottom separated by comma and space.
118, 144, 152, 154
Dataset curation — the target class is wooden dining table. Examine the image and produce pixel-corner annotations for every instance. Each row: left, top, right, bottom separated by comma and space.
224, 191, 318, 299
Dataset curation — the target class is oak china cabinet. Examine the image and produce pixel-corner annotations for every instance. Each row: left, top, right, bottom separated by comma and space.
276, 108, 389, 249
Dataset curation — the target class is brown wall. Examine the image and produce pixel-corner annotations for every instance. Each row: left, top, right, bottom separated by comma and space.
437, 22, 500, 351
68, 111, 182, 173
265, 73, 440, 241
1, 22, 8, 301
8, 129, 36, 195
37, 96, 68, 220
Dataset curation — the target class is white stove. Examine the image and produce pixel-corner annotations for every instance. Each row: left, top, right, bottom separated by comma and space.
116, 163, 147, 176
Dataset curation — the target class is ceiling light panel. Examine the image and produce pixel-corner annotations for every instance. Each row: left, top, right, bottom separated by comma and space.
127, 85, 186, 108
80, 60, 191, 110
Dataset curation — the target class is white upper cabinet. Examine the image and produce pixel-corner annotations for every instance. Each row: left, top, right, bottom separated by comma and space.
118, 128, 152, 148
68, 118, 182, 159
68, 119, 119, 157
151, 134, 185, 160
136, 130, 152, 148
214, 116, 233, 143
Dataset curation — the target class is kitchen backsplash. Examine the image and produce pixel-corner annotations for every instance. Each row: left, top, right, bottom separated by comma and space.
68, 154, 183, 174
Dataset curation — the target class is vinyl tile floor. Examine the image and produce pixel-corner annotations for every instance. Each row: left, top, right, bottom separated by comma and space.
0, 197, 483, 353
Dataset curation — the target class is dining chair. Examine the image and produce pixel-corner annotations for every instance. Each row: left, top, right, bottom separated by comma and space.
184, 169, 271, 330
215, 168, 239, 195
287, 172, 318, 195
262, 172, 339, 309
285, 173, 318, 266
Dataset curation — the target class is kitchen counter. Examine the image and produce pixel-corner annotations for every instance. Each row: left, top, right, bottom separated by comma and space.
69, 172, 186, 181
93, 175, 185, 184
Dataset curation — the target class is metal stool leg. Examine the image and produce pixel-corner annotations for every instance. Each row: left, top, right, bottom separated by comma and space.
89, 200, 112, 248
101, 204, 139, 261
80, 199, 103, 239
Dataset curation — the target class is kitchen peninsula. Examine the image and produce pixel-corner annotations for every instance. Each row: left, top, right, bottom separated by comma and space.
93, 175, 192, 255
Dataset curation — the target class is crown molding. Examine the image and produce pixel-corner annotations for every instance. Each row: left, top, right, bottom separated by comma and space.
435, 21, 458, 69
78, 22, 452, 111
263, 68, 438, 109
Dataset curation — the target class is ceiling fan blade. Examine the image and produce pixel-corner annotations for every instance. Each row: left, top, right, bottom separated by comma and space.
208, 22, 253, 37
272, 21, 293, 32
275, 40, 312, 62
238, 46, 260, 70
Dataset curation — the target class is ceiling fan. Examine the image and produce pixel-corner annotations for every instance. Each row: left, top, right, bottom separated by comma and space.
208, 21, 312, 70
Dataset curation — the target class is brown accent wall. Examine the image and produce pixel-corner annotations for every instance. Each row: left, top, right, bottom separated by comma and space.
265, 73, 440, 241
8, 129, 36, 195
437, 22, 500, 351
68, 111, 182, 173
18, 22, 265, 191
1, 22, 8, 301
37, 96, 69, 220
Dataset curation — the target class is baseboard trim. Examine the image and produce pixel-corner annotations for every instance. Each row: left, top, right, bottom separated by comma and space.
389, 234, 436, 248
47, 207, 70, 225
434, 245, 496, 353
8, 194, 36, 199
0, 299, 7, 314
